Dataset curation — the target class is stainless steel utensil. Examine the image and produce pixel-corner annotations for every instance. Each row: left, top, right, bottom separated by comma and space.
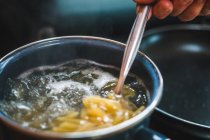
115, 5, 150, 94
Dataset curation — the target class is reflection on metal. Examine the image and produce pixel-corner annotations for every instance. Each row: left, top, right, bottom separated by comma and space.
0, 56, 15, 74
148, 35, 160, 44
180, 44, 205, 53
141, 35, 161, 50
115, 6, 150, 94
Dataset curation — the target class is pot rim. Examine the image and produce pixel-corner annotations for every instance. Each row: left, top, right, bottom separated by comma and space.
0, 36, 163, 139
144, 24, 210, 129
145, 24, 210, 37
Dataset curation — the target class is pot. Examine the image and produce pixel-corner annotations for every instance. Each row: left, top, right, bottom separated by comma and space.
140, 24, 210, 139
0, 36, 164, 140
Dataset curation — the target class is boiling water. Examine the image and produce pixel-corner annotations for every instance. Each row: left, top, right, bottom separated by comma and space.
0, 59, 149, 130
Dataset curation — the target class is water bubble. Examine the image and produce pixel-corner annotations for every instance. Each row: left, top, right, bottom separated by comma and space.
0, 59, 149, 130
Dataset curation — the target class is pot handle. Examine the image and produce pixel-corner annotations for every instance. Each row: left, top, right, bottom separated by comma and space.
133, 127, 170, 140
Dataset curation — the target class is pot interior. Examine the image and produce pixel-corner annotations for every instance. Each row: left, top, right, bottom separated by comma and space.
0, 36, 162, 138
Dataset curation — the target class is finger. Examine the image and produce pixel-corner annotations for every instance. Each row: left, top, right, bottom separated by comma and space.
148, 9, 153, 20
135, 0, 156, 4
178, 0, 206, 21
153, 0, 173, 19
171, 0, 194, 16
201, 0, 210, 16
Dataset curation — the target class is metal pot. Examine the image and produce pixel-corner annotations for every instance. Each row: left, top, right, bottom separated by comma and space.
141, 24, 210, 139
0, 36, 164, 140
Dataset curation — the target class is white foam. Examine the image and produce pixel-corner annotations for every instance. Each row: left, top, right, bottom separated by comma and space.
16, 103, 31, 111
18, 65, 61, 79
82, 68, 116, 89
17, 59, 88, 79
46, 80, 92, 95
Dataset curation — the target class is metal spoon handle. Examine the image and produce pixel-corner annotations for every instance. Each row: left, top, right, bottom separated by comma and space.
115, 6, 150, 94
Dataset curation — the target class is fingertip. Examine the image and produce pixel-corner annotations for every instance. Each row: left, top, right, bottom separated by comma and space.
153, 0, 173, 19
178, 0, 206, 21
171, 0, 193, 16
201, 10, 210, 16
201, 0, 210, 16
147, 9, 153, 20
149, 9, 153, 19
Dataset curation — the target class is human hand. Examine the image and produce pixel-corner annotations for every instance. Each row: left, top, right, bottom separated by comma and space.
135, 0, 210, 21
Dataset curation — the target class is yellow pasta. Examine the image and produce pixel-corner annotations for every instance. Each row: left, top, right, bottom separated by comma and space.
51, 93, 145, 132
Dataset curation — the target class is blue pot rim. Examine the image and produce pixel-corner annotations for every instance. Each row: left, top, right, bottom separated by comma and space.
0, 36, 163, 139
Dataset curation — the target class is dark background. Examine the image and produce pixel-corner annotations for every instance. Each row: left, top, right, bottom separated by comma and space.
0, 0, 209, 58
